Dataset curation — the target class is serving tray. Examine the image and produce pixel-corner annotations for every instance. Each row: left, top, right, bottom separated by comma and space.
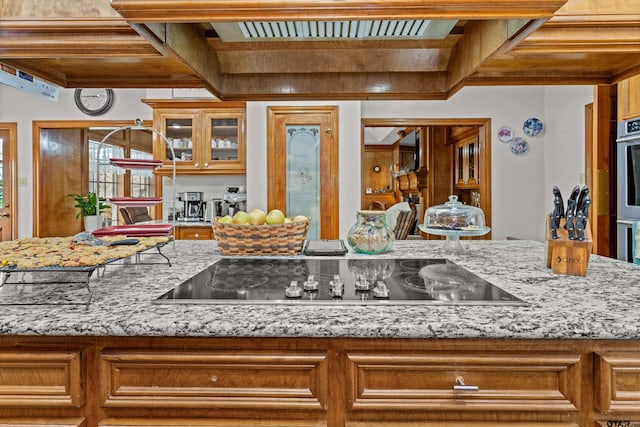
92, 223, 174, 237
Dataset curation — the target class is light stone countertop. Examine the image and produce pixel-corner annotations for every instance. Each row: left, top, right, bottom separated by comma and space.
0, 239, 639, 339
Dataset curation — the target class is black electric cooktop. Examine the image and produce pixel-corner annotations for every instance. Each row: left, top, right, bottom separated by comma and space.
154, 258, 527, 306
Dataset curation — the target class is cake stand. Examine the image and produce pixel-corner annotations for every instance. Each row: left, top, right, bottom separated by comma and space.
418, 225, 491, 255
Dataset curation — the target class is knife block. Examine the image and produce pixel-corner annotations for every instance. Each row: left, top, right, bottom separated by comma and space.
545, 215, 593, 277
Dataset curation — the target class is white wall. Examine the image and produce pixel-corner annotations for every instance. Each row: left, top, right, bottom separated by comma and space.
362, 86, 593, 240
0, 85, 153, 238
245, 101, 362, 240
1, 84, 592, 240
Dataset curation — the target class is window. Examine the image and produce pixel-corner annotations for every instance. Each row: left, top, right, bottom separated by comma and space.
88, 128, 155, 224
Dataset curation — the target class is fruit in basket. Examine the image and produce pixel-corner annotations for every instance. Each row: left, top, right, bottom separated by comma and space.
293, 215, 308, 222
248, 208, 267, 225
232, 211, 250, 225
217, 215, 233, 224
266, 209, 285, 225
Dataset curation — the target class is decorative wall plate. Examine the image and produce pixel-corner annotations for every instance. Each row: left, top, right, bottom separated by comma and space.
510, 137, 529, 155
498, 126, 515, 142
497, 126, 514, 143
523, 117, 544, 136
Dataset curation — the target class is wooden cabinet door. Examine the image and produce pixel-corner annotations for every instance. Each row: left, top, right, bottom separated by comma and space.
594, 351, 640, 413
0, 350, 85, 407
202, 110, 246, 174
618, 74, 640, 121
155, 111, 200, 173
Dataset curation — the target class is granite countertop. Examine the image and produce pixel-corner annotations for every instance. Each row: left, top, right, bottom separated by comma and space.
0, 240, 639, 340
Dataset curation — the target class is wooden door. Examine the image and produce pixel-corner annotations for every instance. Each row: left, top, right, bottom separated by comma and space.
267, 106, 339, 240
34, 127, 87, 237
0, 124, 17, 241
587, 85, 617, 257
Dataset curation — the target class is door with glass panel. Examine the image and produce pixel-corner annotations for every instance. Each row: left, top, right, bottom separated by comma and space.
0, 124, 16, 241
267, 107, 339, 240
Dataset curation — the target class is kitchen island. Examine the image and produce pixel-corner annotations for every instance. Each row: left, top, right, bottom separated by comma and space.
0, 240, 638, 426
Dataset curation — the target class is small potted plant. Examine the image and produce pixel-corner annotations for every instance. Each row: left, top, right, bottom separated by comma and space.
68, 192, 110, 232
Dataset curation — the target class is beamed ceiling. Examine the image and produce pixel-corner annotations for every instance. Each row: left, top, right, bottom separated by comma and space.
1, 0, 639, 100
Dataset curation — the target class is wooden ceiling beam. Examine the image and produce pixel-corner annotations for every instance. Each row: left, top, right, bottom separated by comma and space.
217, 71, 448, 100
134, 22, 224, 98
216, 48, 453, 74
445, 19, 542, 92
110, 0, 568, 22
0, 19, 160, 57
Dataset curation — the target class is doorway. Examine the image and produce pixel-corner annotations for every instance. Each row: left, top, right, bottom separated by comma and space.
0, 123, 17, 241
267, 106, 339, 240
361, 118, 492, 235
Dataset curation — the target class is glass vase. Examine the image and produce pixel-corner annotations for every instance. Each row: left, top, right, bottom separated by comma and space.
347, 210, 395, 254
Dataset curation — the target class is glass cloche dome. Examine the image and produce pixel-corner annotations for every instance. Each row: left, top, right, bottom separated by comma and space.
419, 195, 490, 254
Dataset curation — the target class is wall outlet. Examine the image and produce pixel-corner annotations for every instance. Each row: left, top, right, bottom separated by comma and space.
578, 172, 585, 184
18, 177, 27, 186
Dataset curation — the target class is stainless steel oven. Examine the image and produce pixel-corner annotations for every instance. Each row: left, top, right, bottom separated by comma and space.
617, 218, 636, 263
617, 118, 640, 219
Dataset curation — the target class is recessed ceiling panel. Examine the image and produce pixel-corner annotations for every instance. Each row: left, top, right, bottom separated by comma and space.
213, 20, 458, 41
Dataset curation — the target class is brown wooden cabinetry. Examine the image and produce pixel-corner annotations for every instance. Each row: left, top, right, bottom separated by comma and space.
3, 337, 640, 426
143, 100, 246, 175
175, 226, 214, 240
618, 74, 640, 121
594, 351, 640, 413
454, 134, 480, 189
98, 350, 328, 410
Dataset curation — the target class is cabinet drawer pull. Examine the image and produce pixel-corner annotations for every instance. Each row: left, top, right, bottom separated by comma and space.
453, 376, 478, 392
210, 375, 218, 383
204, 163, 209, 167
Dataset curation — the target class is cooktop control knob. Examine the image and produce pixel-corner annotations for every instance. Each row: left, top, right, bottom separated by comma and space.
372, 281, 390, 299
329, 275, 344, 298
303, 275, 319, 291
285, 280, 303, 298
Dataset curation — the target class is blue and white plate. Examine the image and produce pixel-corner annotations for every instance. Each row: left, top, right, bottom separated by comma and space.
523, 117, 544, 136
510, 137, 529, 155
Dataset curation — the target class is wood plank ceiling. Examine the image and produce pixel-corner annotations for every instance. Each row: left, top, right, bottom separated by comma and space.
1, 0, 639, 100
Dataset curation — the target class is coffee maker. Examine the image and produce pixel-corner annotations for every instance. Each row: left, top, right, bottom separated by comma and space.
222, 187, 247, 217
178, 192, 205, 221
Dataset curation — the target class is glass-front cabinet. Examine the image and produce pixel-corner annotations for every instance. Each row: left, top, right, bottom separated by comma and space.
144, 100, 246, 175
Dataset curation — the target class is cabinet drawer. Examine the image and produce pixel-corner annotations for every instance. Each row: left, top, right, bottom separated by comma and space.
0, 350, 84, 407
99, 350, 328, 409
176, 226, 213, 240
346, 352, 581, 412
0, 418, 85, 426
347, 423, 579, 427
595, 352, 640, 413
100, 418, 325, 426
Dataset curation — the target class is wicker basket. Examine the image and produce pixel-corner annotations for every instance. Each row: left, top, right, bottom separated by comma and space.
212, 218, 310, 256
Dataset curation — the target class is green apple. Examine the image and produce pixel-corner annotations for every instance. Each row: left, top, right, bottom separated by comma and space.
232, 211, 250, 224
248, 209, 267, 225
265, 209, 285, 225
217, 215, 233, 224
292, 215, 308, 222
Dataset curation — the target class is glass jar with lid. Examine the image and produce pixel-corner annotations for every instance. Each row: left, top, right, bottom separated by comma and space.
347, 210, 395, 254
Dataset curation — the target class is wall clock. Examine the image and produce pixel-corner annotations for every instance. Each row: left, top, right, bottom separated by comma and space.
74, 88, 114, 116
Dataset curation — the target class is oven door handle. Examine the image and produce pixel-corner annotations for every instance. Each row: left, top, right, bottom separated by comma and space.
617, 219, 635, 225
617, 134, 640, 144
